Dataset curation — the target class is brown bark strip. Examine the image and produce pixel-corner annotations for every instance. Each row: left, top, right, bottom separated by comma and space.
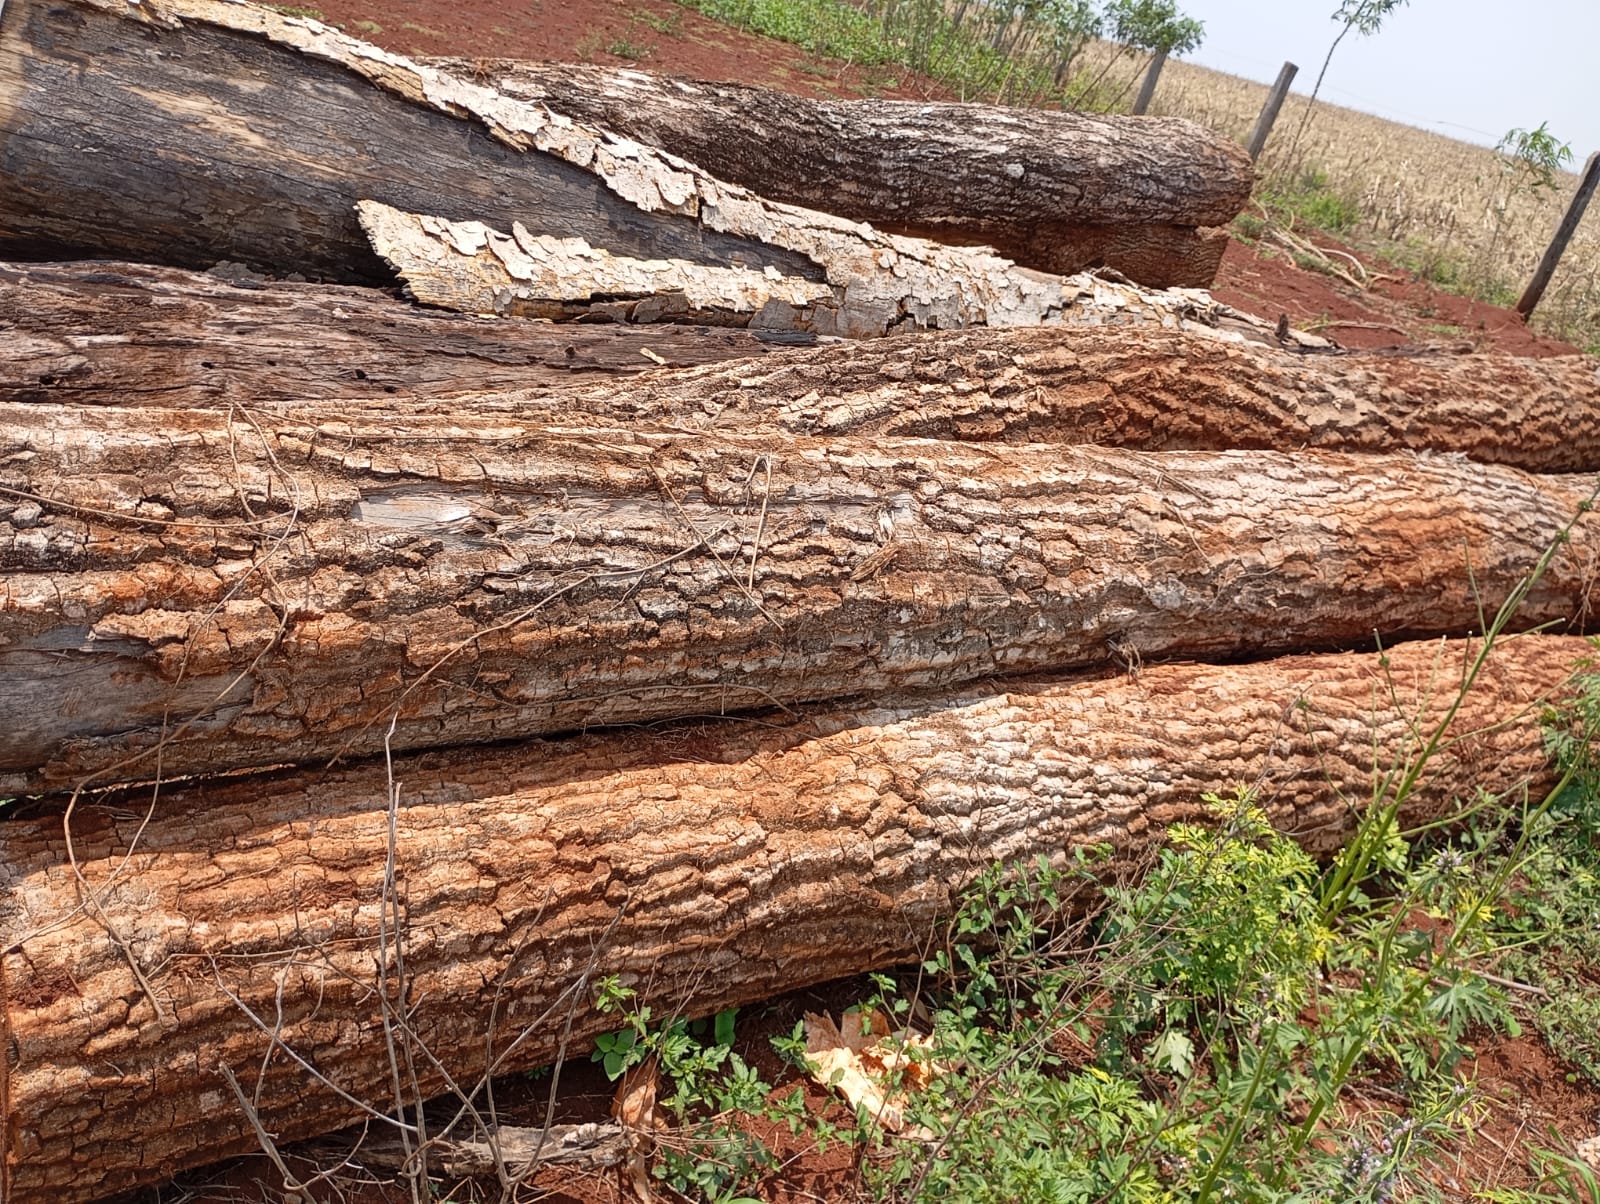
0, 260, 797, 407
405, 326, 1600, 474
2, 406, 1597, 793
420, 59, 1251, 285
1, 635, 1587, 1202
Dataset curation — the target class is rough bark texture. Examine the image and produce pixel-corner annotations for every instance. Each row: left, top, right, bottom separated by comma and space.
8, 271, 1594, 475
422, 59, 1251, 285
395, 327, 1600, 474
0, 0, 1262, 339
3, 406, 1597, 793
0, 260, 802, 407
2, 635, 1586, 1203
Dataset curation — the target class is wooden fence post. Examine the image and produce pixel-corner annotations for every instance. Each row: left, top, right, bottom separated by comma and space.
1516, 150, 1600, 320
1132, 50, 1167, 115
1245, 61, 1298, 161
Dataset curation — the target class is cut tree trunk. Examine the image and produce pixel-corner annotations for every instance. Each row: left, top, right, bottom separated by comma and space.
1, 635, 1586, 1203
0, 0, 1258, 338
421, 58, 1252, 286
3, 406, 1596, 793
9, 269, 1596, 474
361, 326, 1600, 475
0, 260, 800, 407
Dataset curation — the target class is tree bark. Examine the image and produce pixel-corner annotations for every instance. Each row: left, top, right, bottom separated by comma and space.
0, 260, 798, 407
2, 406, 1596, 793
10, 269, 1595, 475
0, 0, 1254, 339
355, 200, 1309, 339
421, 59, 1252, 286
408, 327, 1600, 475
1, 635, 1586, 1203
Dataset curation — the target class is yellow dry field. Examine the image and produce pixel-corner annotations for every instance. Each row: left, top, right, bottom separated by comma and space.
1091, 50, 1600, 349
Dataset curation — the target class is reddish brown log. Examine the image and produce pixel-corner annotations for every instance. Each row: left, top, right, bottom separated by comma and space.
2, 635, 1587, 1202
3, 406, 1597, 793
9, 271, 1593, 473
444, 327, 1600, 474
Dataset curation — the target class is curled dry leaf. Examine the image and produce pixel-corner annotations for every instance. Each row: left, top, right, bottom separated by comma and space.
612, 1055, 661, 1203
802, 1010, 941, 1139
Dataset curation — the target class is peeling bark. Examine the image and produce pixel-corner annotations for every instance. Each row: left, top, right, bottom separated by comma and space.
0, 0, 817, 281
0, 260, 799, 407
2, 406, 1596, 792
0, 0, 1254, 338
421, 58, 1251, 285
360, 201, 1283, 340
1, 635, 1586, 1203
356, 203, 835, 326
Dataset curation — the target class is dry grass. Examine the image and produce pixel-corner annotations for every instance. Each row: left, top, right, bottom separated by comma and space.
1079, 46, 1600, 350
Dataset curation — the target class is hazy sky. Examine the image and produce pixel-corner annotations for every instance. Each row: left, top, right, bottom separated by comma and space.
1172, 1, 1599, 164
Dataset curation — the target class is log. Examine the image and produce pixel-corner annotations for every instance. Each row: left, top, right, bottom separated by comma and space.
0, 260, 799, 407
9, 269, 1595, 475
421, 59, 1252, 286
0, 0, 815, 285
366, 327, 1600, 475
3, 406, 1597, 793
0, 0, 1255, 339
2, 635, 1587, 1203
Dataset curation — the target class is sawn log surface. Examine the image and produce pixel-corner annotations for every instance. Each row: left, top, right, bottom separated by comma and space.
2, 406, 1596, 793
0, 636, 1585, 1202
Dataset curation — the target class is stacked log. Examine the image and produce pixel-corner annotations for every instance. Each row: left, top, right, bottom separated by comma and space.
2, 3, 1599, 1201
3, 638, 1587, 1202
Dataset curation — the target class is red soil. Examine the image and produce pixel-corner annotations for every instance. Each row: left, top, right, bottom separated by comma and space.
1212, 236, 1581, 357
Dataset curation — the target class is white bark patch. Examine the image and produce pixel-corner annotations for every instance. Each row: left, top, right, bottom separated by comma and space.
361, 200, 1257, 339
360, 202, 833, 321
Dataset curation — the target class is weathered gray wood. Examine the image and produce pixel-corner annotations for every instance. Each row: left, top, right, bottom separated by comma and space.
2, 404, 1596, 793
1132, 51, 1167, 116
0, 260, 796, 406
425, 57, 1249, 286
2, 634, 1587, 1202
0, 0, 818, 283
1517, 151, 1600, 319
1246, 61, 1299, 161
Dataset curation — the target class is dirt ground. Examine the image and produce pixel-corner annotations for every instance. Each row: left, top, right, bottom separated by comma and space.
128, 4, 1598, 1201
